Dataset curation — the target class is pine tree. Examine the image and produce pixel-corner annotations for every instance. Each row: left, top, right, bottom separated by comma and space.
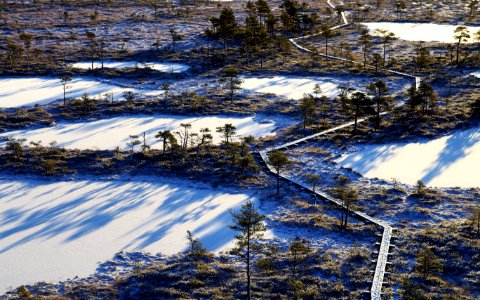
417, 82, 437, 114
219, 67, 242, 104
268, 151, 291, 195
374, 29, 396, 66
155, 130, 174, 154
366, 80, 392, 129
216, 123, 237, 146
467, 205, 480, 237
186, 230, 208, 261
216, 7, 238, 49
416, 246, 442, 279
454, 26, 470, 65
305, 173, 321, 204
85, 31, 97, 69
255, 0, 270, 25
299, 94, 316, 129
60, 75, 72, 106
358, 29, 372, 67
288, 240, 312, 279
341, 91, 373, 135
229, 201, 266, 300
320, 24, 334, 58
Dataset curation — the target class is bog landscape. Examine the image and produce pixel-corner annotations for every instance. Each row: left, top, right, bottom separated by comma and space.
0, 0, 479, 299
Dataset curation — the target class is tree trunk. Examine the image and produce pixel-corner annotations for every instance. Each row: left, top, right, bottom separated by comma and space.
456, 41, 460, 64
276, 171, 280, 195
246, 227, 251, 300
354, 106, 359, 135
383, 43, 387, 66
377, 102, 381, 128
325, 39, 328, 58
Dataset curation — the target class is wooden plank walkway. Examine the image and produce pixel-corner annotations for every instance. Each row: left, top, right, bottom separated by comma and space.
289, 0, 421, 90
262, 1, 418, 298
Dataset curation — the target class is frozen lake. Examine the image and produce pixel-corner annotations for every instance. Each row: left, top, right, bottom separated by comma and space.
71, 61, 190, 73
470, 71, 480, 78
0, 177, 254, 293
336, 127, 480, 188
0, 114, 286, 150
241, 75, 410, 100
0, 77, 152, 108
362, 22, 480, 44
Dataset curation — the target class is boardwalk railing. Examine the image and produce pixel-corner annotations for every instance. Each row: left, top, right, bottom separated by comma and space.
257, 1, 422, 299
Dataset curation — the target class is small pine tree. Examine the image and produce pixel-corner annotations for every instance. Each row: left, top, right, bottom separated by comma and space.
229, 201, 266, 300
219, 68, 242, 104
415, 246, 443, 279
186, 230, 208, 262
268, 151, 291, 196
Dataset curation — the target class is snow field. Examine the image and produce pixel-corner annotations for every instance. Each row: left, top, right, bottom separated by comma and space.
362, 22, 480, 44
470, 71, 480, 78
0, 77, 141, 108
71, 61, 190, 73
0, 114, 285, 150
242, 76, 340, 100
336, 126, 480, 188
0, 178, 255, 294
241, 75, 410, 100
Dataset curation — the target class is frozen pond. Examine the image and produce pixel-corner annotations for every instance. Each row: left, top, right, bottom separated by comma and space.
71, 61, 190, 73
0, 177, 254, 293
362, 22, 480, 44
336, 127, 480, 188
241, 75, 410, 100
0, 77, 157, 108
0, 114, 286, 150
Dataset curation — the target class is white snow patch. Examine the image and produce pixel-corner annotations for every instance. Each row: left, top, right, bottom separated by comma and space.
0, 77, 138, 108
362, 22, 480, 44
470, 71, 480, 78
241, 76, 341, 100
0, 178, 254, 294
0, 114, 285, 150
336, 127, 480, 188
71, 61, 190, 73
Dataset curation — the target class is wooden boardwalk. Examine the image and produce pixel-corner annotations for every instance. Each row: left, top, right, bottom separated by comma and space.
259, 1, 420, 298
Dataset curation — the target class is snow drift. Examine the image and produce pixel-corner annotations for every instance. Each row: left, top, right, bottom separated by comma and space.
0, 178, 254, 293
336, 127, 480, 188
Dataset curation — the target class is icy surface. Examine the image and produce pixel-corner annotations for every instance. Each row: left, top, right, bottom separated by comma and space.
336, 127, 480, 188
241, 75, 410, 100
0, 77, 139, 108
0, 177, 255, 294
470, 71, 480, 78
242, 76, 340, 100
71, 61, 190, 73
0, 114, 286, 150
362, 22, 480, 44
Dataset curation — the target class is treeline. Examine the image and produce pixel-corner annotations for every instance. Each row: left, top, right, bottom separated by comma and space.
204, 0, 342, 67
0, 123, 258, 180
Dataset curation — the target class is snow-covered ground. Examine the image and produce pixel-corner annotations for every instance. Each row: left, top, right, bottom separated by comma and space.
0, 114, 287, 150
470, 71, 480, 78
71, 61, 190, 73
0, 177, 255, 294
241, 75, 411, 100
362, 22, 480, 44
336, 126, 480, 188
0, 77, 160, 108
